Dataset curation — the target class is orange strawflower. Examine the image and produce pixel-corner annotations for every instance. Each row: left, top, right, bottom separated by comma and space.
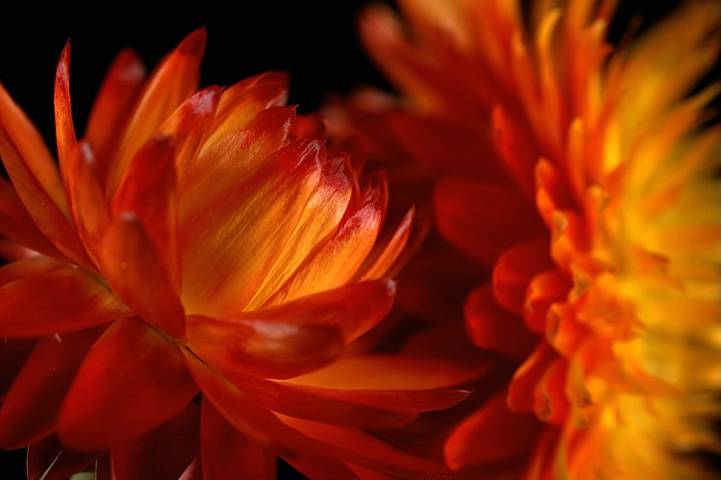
324, 0, 721, 478
0, 28, 481, 479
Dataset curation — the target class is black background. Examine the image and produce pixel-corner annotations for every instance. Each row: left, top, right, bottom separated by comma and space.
0, 1, 703, 479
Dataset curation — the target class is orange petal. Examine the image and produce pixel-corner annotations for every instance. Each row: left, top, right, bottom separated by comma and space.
27, 435, 101, 480
65, 141, 111, 268
199, 401, 277, 480
57, 317, 197, 451
106, 28, 206, 195
185, 314, 344, 380
225, 372, 469, 429
524, 268, 572, 333
492, 236, 553, 314
53, 42, 77, 193
507, 341, 557, 413
111, 401, 199, 480
0, 256, 130, 337
444, 389, 542, 471
98, 212, 185, 339
0, 325, 106, 449
84, 49, 146, 185
179, 138, 324, 316
434, 178, 542, 267
111, 135, 180, 289
465, 282, 538, 360
358, 206, 415, 281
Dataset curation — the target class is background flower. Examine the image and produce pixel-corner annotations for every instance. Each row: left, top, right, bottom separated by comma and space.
0, 27, 488, 480
323, 0, 720, 479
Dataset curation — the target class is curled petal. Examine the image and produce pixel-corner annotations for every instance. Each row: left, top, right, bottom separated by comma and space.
57, 317, 197, 451
98, 212, 185, 338
0, 325, 106, 449
0, 256, 130, 337
493, 236, 553, 314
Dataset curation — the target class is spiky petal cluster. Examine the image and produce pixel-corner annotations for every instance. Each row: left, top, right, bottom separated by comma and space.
0, 28, 479, 480
324, 0, 721, 478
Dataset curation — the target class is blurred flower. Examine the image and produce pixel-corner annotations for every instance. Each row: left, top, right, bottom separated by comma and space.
0, 27, 484, 480
324, 0, 721, 478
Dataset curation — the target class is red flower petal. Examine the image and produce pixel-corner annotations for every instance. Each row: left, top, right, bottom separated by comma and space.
0, 256, 130, 337
434, 178, 542, 267
444, 389, 542, 470
492, 236, 553, 314
507, 341, 557, 412
0, 325, 106, 449
57, 317, 197, 451
111, 135, 180, 290
0, 337, 37, 400
465, 282, 537, 360
98, 212, 185, 339
111, 401, 200, 480
53, 41, 77, 193
199, 401, 277, 480
105, 28, 206, 195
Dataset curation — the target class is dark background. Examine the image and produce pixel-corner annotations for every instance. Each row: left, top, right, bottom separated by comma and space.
0, 1, 702, 479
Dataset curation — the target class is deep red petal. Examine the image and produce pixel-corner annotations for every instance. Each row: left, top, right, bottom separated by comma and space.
465, 282, 538, 360
54, 42, 77, 194
111, 401, 200, 480
98, 213, 185, 338
199, 400, 277, 480
444, 389, 542, 471
507, 341, 558, 412
0, 325, 106, 449
0, 337, 37, 400
56, 317, 197, 451
111, 135, 180, 289
0, 257, 130, 337
492, 236, 553, 314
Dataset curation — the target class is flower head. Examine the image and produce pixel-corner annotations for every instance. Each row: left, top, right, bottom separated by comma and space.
0, 28, 478, 479
325, 0, 721, 478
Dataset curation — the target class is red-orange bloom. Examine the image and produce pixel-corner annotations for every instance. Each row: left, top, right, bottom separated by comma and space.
0, 28, 480, 479
325, 0, 721, 478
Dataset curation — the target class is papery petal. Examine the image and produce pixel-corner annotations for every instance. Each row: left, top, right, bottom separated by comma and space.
199, 401, 277, 480
98, 212, 185, 338
280, 416, 456, 480
0, 177, 64, 258
0, 256, 129, 337
111, 401, 200, 480
26, 435, 101, 480
267, 178, 386, 304
84, 50, 146, 185
444, 389, 541, 470
57, 317, 197, 451
358, 206, 415, 281
106, 28, 206, 195
224, 372, 469, 429
0, 325, 106, 449
246, 153, 354, 310
492, 236, 553, 314
186, 315, 344, 380
53, 42, 77, 192
465, 282, 537, 360
65, 141, 110, 267
111, 135, 180, 289
0, 88, 91, 267
180, 138, 324, 316
434, 178, 541, 267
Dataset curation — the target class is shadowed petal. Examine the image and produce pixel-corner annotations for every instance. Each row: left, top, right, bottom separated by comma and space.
0, 257, 130, 337
98, 212, 185, 338
200, 401, 277, 480
0, 325, 107, 449
0, 337, 37, 400
57, 317, 197, 451
492, 236, 553, 314
111, 401, 200, 480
